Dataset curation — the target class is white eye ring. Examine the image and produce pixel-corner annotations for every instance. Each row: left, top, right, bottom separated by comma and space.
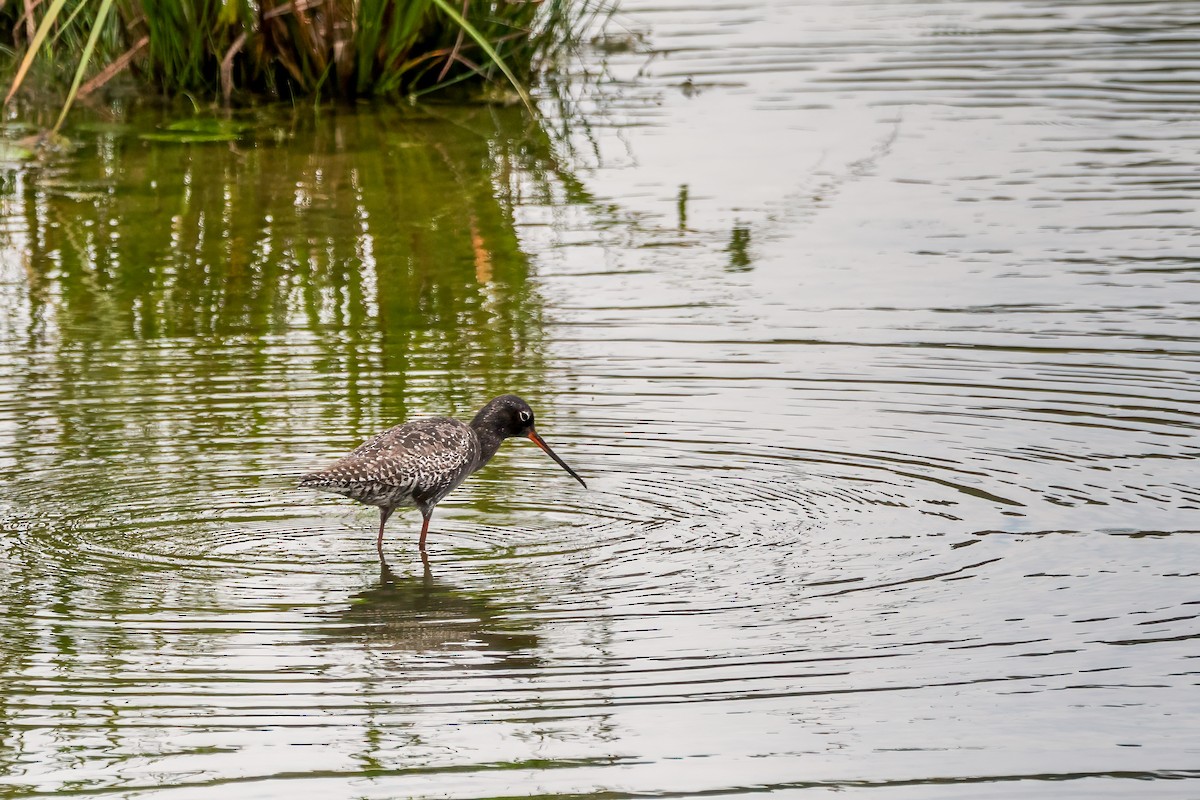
519, 410, 531, 422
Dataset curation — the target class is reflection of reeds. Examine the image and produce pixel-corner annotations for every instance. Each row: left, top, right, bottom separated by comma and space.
5, 105, 569, 420
1, 0, 605, 126
17, 106, 545, 346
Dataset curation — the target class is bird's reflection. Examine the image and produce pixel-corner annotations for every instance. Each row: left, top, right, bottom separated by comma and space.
326, 553, 540, 666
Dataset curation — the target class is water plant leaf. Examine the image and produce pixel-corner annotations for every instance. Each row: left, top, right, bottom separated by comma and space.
54, 0, 117, 132
139, 131, 242, 143
427, 0, 535, 115
4, 0, 72, 106
140, 117, 248, 143
0, 141, 36, 162
165, 118, 249, 134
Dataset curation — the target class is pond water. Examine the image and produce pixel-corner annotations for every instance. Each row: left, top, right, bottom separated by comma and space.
2, 0, 1199, 797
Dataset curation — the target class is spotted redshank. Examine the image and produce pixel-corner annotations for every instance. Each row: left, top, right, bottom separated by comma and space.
300, 395, 586, 557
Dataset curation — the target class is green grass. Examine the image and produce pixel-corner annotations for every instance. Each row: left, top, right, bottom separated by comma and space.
1, 0, 598, 127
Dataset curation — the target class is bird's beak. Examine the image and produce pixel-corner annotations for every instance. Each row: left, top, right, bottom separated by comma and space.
527, 429, 587, 489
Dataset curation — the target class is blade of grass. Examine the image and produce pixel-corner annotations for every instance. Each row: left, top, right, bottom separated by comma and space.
47, 0, 92, 50
4, 0, 71, 106
53, 0, 115, 131
427, 0, 534, 114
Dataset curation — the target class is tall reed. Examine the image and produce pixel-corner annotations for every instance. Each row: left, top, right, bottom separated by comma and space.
1, 0, 590, 127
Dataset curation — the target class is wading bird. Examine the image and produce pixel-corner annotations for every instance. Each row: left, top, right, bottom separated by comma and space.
300, 395, 586, 557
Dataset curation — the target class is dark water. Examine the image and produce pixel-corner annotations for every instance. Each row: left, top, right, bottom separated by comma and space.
2, 0, 1199, 797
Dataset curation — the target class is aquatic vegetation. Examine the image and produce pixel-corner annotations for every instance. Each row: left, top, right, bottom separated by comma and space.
0, 0, 602, 129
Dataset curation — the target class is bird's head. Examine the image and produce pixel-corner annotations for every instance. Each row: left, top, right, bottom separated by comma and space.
473, 394, 587, 488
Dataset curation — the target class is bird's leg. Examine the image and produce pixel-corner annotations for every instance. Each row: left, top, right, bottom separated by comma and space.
419, 510, 432, 552
377, 506, 393, 561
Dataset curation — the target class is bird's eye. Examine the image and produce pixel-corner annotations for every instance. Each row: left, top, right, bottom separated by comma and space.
519, 410, 532, 423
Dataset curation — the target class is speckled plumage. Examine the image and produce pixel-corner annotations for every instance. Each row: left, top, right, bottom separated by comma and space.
300, 418, 480, 516
300, 394, 586, 558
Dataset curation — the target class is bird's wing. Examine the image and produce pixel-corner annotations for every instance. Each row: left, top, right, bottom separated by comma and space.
302, 418, 477, 494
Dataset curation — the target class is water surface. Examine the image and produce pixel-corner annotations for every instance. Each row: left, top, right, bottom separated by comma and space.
2, 0, 1199, 797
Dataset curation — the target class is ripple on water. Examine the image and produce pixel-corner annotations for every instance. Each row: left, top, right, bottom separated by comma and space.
2, 315, 1197, 795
